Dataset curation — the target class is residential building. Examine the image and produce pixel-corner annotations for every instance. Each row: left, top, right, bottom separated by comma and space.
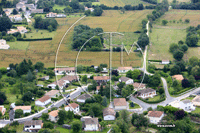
117, 67, 132, 73
16, 2, 26, 11
0, 106, 6, 116
57, 14, 66, 17
45, 90, 60, 98
137, 88, 156, 99
35, 95, 51, 106
65, 103, 79, 113
40, 76, 49, 81
172, 75, 184, 81
17, 26, 28, 34
48, 110, 59, 122
101, 68, 108, 73
9, 15, 23, 22
103, 107, 116, 121
161, 60, 170, 64
24, 120, 43, 132
7, 29, 19, 34
0, 39, 10, 49
169, 100, 196, 112
119, 77, 134, 85
113, 98, 127, 110
36, 84, 43, 87
47, 75, 78, 89
82, 117, 99, 131
3, 9, 12, 16
85, 7, 94, 12
77, 93, 91, 103
147, 111, 164, 124
25, 3, 35, 10
30, 9, 43, 13
192, 95, 200, 106
14, 106, 31, 114
54, 67, 75, 74
93, 76, 110, 84
132, 83, 146, 91
46, 12, 57, 17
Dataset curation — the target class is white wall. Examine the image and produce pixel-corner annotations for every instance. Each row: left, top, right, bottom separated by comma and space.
125, 79, 134, 85
49, 115, 58, 122
65, 106, 79, 113
77, 99, 85, 103
35, 99, 51, 106
104, 115, 115, 121
149, 114, 164, 124
24, 125, 41, 132
115, 106, 127, 110
84, 124, 98, 131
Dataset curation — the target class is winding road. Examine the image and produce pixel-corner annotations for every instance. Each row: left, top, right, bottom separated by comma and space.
130, 21, 200, 113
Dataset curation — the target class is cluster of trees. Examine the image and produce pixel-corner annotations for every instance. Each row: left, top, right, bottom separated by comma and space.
185, 25, 200, 47
84, 7, 103, 16
169, 41, 188, 61
172, 1, 200, 10
37, 0, 55, 10
72, 25, 104, 50
0, 0, 19, 8
0, 15, 12, 32
142, 0, 157, 4
34, 16, 58, 32
124, 4, 144, 10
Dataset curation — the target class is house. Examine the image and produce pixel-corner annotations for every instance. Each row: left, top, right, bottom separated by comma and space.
113, 98, 127, 110
30, 9, 43, 13
132, 83, 146, 91
46, 12, 57, 17
0, 39, 10, 49
35, 95, 51, 106
65, 103, 79, 113
7, 29, 19, 34
57, 14, 66, 17
172, 75, 184, 81
147, 111, 164, 124
16, 2, 26, 11
9, 15, 23, 22
95, 86, 105, 94
101, 68, 108, 73
94, 66, 98, 70
103, 107, 116, 121
17, 26, 28, 34
192, 95, 200, 106
47, 75, 78, 89
25, 4, 35, 10
45, 90, 60, 98
117, 67, 132, 73
169, 100, 196, 112
93, 76, 110, 84
24, 120, 43, 132
40, 76, 49, 81
137, 88, 156, 99
54, 67, 75, 74
161, 60, 170, 65
119, 77, 134, 85
14, 106, 31, 114
84, 7, 94, 12
48, 110, 59, 122
3, 9, 12, 16
0, 106, 6, 116
36, 84, 43, 87
77, 93, 91, 103
82, 117, 99, 131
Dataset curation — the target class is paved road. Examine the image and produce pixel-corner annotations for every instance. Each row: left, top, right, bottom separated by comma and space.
129, 21, 200, 113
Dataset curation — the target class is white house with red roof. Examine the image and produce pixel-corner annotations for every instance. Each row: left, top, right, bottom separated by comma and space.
48, 110, 59, 122
117, 67, 132, 73
14, 106, 31, 114
35, 95, 51, 106
113, 98, 127, 110
65, 103, 79, 113
147, 111, 164, 124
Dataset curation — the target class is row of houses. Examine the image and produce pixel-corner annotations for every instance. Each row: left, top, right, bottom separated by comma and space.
46, 12, 66, 18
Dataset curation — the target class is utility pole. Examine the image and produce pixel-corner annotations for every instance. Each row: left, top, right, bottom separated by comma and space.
109, 32, 112, 104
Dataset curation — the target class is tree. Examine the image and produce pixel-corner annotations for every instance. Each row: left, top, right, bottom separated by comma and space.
34, 62, 44, 72
115, 112, 119, 118
15, 109, 23, 118
0, 91, 7, 105
182, 79, 190, 88
191, 65, 200, 76
71, 120, 82, 133
0, 72, 2, 79
89, 103, 102, 117
132, 69, 141, 80
137, 33, 149, 49
188, 75, 196, 88
180, 44, 188, 52
43, 122, 54, 129
173, 50, 184, 61
148, 72, 161, 87
111, 125, 121, 133
186, 34, 198, 47
174, 110, 185, 120
10, 69, 17, 77
41, 113, 49, 121
112, 70, 119, 76
120, 110, 130, 124
26, 70, 34, 82
185, 19, 190, 23
162, 19, 168, 25
84, 10, 91, 16
102, 96, 107, 107
93, 7, 103, 16
66, 110, 74, 121
99, 85, 104, 96
170, 65, 181, 75
12, 9, 18, 15
82, 75, 87, 83
22, 91, 33, 102
0, 16, 12, 32
169, 43, 179, 53
58, 110, 67, 125
115, 119, 129, 133
189, 56, 199, 66
48, 25, 53, 32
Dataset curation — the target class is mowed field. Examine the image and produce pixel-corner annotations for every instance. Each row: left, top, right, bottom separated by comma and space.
149, 9, 200, 61
0, 10, 151, 68
99, 0, 151, 7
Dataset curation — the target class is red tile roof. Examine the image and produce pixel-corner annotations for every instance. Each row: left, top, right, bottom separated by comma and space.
113, 98, 127, 106
148, 111, 164, 118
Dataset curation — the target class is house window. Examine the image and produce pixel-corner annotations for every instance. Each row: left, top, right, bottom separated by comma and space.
33, 125, 35, 128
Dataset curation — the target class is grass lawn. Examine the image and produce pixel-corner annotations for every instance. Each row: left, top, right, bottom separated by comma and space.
25, 28, 57, 39
181, 96, 195, 101
148, 28, 186, 61
7, 41, 29, 50
129, 101, 141, 109
8, 124, 24, 132
92, 2, 100, 5
53, 4, 66, 10
192, 107, 200, 113
34, 14, 46, 18
147, 95, 161, 101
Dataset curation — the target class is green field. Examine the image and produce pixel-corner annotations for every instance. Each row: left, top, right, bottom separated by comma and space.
53, 4, 66, 10
99, 0, 151, 7
7, 41, 30, 50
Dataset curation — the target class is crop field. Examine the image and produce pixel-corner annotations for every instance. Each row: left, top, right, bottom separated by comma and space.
0, 10, 149, 68
99, 0, 151, 7
79, 10, 151, 32
154, 10, 200, 28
